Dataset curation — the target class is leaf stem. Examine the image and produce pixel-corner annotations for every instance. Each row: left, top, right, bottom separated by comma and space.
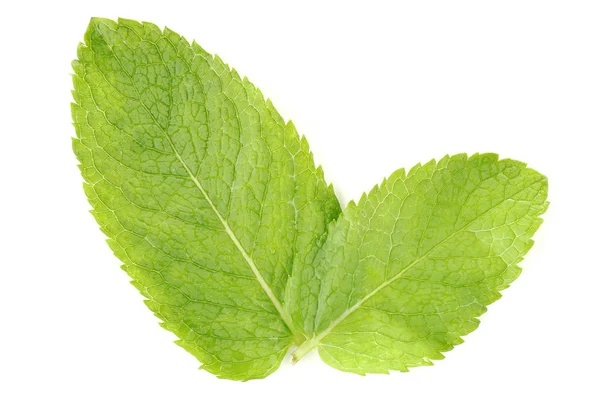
291, 337, 320, 364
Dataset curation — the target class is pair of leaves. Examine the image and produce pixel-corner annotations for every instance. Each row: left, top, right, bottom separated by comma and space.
72, 18, 548, 381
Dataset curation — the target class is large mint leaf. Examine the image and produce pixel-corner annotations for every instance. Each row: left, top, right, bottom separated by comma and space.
72, 17, 340, 380
291, 154, 548, 374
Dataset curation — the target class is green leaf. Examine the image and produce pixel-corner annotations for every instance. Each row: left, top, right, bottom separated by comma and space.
72, 17, 340, 380
72, 18, 548, 380
291, 154, 548, 374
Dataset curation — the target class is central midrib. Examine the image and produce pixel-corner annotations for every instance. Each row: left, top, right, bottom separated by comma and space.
167, 140, 297, 334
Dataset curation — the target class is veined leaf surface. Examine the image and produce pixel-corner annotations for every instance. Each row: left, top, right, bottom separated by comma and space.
72, 17, 340, 380
72, 18, 548, 380
291, 154, 548, 374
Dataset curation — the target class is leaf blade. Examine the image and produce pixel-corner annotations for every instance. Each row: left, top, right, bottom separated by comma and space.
293, 153, 548, 373
72, 17, 340, 380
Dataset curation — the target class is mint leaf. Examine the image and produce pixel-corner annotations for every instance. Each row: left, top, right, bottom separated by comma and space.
72, 17, 340, 380
291, 154, 548, 374
72, 18, 548, 380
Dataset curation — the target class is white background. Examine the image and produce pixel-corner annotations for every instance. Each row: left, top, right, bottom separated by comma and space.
1, 0, 598, 398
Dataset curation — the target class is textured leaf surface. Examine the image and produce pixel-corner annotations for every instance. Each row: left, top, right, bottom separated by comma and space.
73, 17, 549, 381
72, 17, 340, 380
291, 154, 548, 374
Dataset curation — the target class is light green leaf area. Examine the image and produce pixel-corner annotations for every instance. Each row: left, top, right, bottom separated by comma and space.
72, 17, 340, 380
72, 17, 549, 381
291, 154, 548, 374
